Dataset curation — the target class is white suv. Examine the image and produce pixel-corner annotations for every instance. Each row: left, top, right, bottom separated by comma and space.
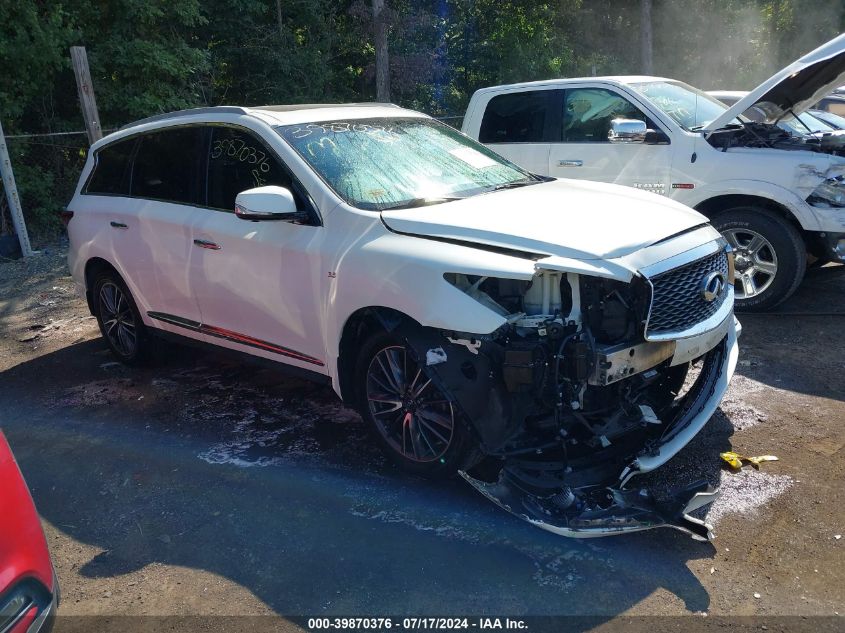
462, 34, 845, 311
67, 103, 738, 540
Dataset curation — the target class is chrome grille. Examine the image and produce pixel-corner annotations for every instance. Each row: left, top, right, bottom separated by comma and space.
646, 249, 730, 336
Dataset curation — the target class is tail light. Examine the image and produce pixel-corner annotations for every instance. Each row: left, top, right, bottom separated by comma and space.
59, 209, 74, 227
0, 579, 52, 633
7, 606, 38, 633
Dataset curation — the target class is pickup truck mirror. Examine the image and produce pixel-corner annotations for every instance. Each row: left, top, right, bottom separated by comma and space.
234, 186, 304, 222
644, 129, 670, 145
608, 118, 647, 143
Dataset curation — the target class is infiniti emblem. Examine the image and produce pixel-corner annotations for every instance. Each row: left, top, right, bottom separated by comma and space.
701, 271, 726, 302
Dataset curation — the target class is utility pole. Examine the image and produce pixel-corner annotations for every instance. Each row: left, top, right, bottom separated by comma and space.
372, 0, 391, 103
641, 0, 654, 75
0, 119, 34, 257
769, 0, 781, 71
70, 46, 103, 145
276, 0, 285, 39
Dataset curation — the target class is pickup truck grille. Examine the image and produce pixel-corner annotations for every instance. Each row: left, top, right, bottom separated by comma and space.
646, 249, 730, 336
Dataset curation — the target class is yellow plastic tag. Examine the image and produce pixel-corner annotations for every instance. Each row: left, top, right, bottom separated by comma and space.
720, 451, 779, 470
720, 451, 744, 469
747, 455, 779, 466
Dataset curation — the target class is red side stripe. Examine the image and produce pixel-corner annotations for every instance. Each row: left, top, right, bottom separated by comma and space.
147, 311, 324, 367
201, 324, 324, 366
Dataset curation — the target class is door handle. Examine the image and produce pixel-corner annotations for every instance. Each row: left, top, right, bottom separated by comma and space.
193, 239, 221, 250
558, 159, 583, 167
110, 221, 128, 229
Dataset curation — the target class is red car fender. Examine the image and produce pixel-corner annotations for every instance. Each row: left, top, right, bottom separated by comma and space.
0, 432, 54, 595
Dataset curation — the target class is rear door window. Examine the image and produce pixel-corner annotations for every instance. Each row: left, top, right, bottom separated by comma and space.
479, 90, 559, 143
85, 137, 136, 195
131, 127, 204, 204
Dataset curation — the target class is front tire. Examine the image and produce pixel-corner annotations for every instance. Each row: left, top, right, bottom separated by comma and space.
354, 331, 478, 478
712, 207, 806, 312
93, 271, 150, 364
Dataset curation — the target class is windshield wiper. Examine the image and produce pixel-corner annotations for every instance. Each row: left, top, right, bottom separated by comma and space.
378, 196, 466, 211
487, 178, 543, 192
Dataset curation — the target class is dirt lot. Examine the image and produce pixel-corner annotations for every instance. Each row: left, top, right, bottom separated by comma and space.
0, 244, 843, 630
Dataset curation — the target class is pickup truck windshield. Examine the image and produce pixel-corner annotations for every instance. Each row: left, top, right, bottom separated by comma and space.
277, 118, 535, 210
630, 80, 740, 130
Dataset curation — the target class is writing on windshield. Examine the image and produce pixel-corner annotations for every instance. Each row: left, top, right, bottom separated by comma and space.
278, 118, 531, 210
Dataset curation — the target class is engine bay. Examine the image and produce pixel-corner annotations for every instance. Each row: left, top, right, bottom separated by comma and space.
441, 271, 690, 468
707, 121, 845, 155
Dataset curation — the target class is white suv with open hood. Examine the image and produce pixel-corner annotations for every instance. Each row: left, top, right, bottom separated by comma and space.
463, 34, 845, 311
67, 103, 738, 540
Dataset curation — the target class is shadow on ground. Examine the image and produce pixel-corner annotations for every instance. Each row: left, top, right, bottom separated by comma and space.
735, 264, 845, 402
0, 337, 727, 621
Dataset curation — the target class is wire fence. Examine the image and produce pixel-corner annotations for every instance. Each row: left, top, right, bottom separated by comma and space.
0, 130, 92, 239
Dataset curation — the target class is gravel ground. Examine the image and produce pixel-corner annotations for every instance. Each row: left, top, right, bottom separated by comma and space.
0, 244, 843, 630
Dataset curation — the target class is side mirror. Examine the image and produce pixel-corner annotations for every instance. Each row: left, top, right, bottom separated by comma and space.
644, 129, 670, 145
234, 186, 304, 222
608, 118, 647, 144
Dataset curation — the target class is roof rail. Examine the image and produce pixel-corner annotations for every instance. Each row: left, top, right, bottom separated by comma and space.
119, 106, 250, 131
254, 102, 400, 112
117, 102, 404, 133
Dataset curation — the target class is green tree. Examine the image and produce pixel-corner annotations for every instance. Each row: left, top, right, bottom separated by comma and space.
0, 2, 76, 131
198, 0, 360, 106
72, 0, 210, 123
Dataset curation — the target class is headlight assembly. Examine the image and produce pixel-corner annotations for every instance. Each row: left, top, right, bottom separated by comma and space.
808, 176, 845, 208
444, 273, 532, 317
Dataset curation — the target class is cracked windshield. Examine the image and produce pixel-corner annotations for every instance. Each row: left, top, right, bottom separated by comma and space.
279, 118, 533, 210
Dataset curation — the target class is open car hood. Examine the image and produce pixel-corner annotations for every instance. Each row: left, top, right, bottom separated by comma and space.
704, 33, 845, 132
380, 179, 706, 262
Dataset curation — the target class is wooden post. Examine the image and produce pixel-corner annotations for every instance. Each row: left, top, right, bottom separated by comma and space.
0, 119, 34, 257
70, 46, 103, 145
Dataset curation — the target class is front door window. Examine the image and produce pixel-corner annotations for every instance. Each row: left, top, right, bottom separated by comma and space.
562, 88, 654, 143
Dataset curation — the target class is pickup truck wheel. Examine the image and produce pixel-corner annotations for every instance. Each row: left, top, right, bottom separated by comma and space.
93, 272, 149, 364
355, 331, 477, 478
713, 207, 806, 312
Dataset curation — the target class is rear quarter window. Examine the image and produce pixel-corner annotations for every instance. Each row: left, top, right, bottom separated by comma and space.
479, 90, 558, 143
84, 137, 136, 195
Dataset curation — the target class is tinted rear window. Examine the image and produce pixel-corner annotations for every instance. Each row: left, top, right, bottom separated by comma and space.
131, 127, 204, 204
479, 91, 557, 143
85, 137, 136, 195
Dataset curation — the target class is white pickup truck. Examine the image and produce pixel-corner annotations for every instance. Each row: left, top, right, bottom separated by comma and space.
462, 34, 845, 311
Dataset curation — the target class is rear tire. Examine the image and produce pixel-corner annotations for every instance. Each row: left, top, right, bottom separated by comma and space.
354, 330, 478, 478
92, 271, 150, 364
712, 207, 806, 312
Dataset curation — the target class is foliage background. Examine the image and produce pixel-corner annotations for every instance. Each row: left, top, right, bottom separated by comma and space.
1, 0, 843, 235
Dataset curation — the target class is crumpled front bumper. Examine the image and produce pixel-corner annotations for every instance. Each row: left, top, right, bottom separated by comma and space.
461, 473, 721, 541
461, 316, 740, 542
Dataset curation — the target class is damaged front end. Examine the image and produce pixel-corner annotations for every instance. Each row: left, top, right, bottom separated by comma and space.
393, 241, 739, 541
